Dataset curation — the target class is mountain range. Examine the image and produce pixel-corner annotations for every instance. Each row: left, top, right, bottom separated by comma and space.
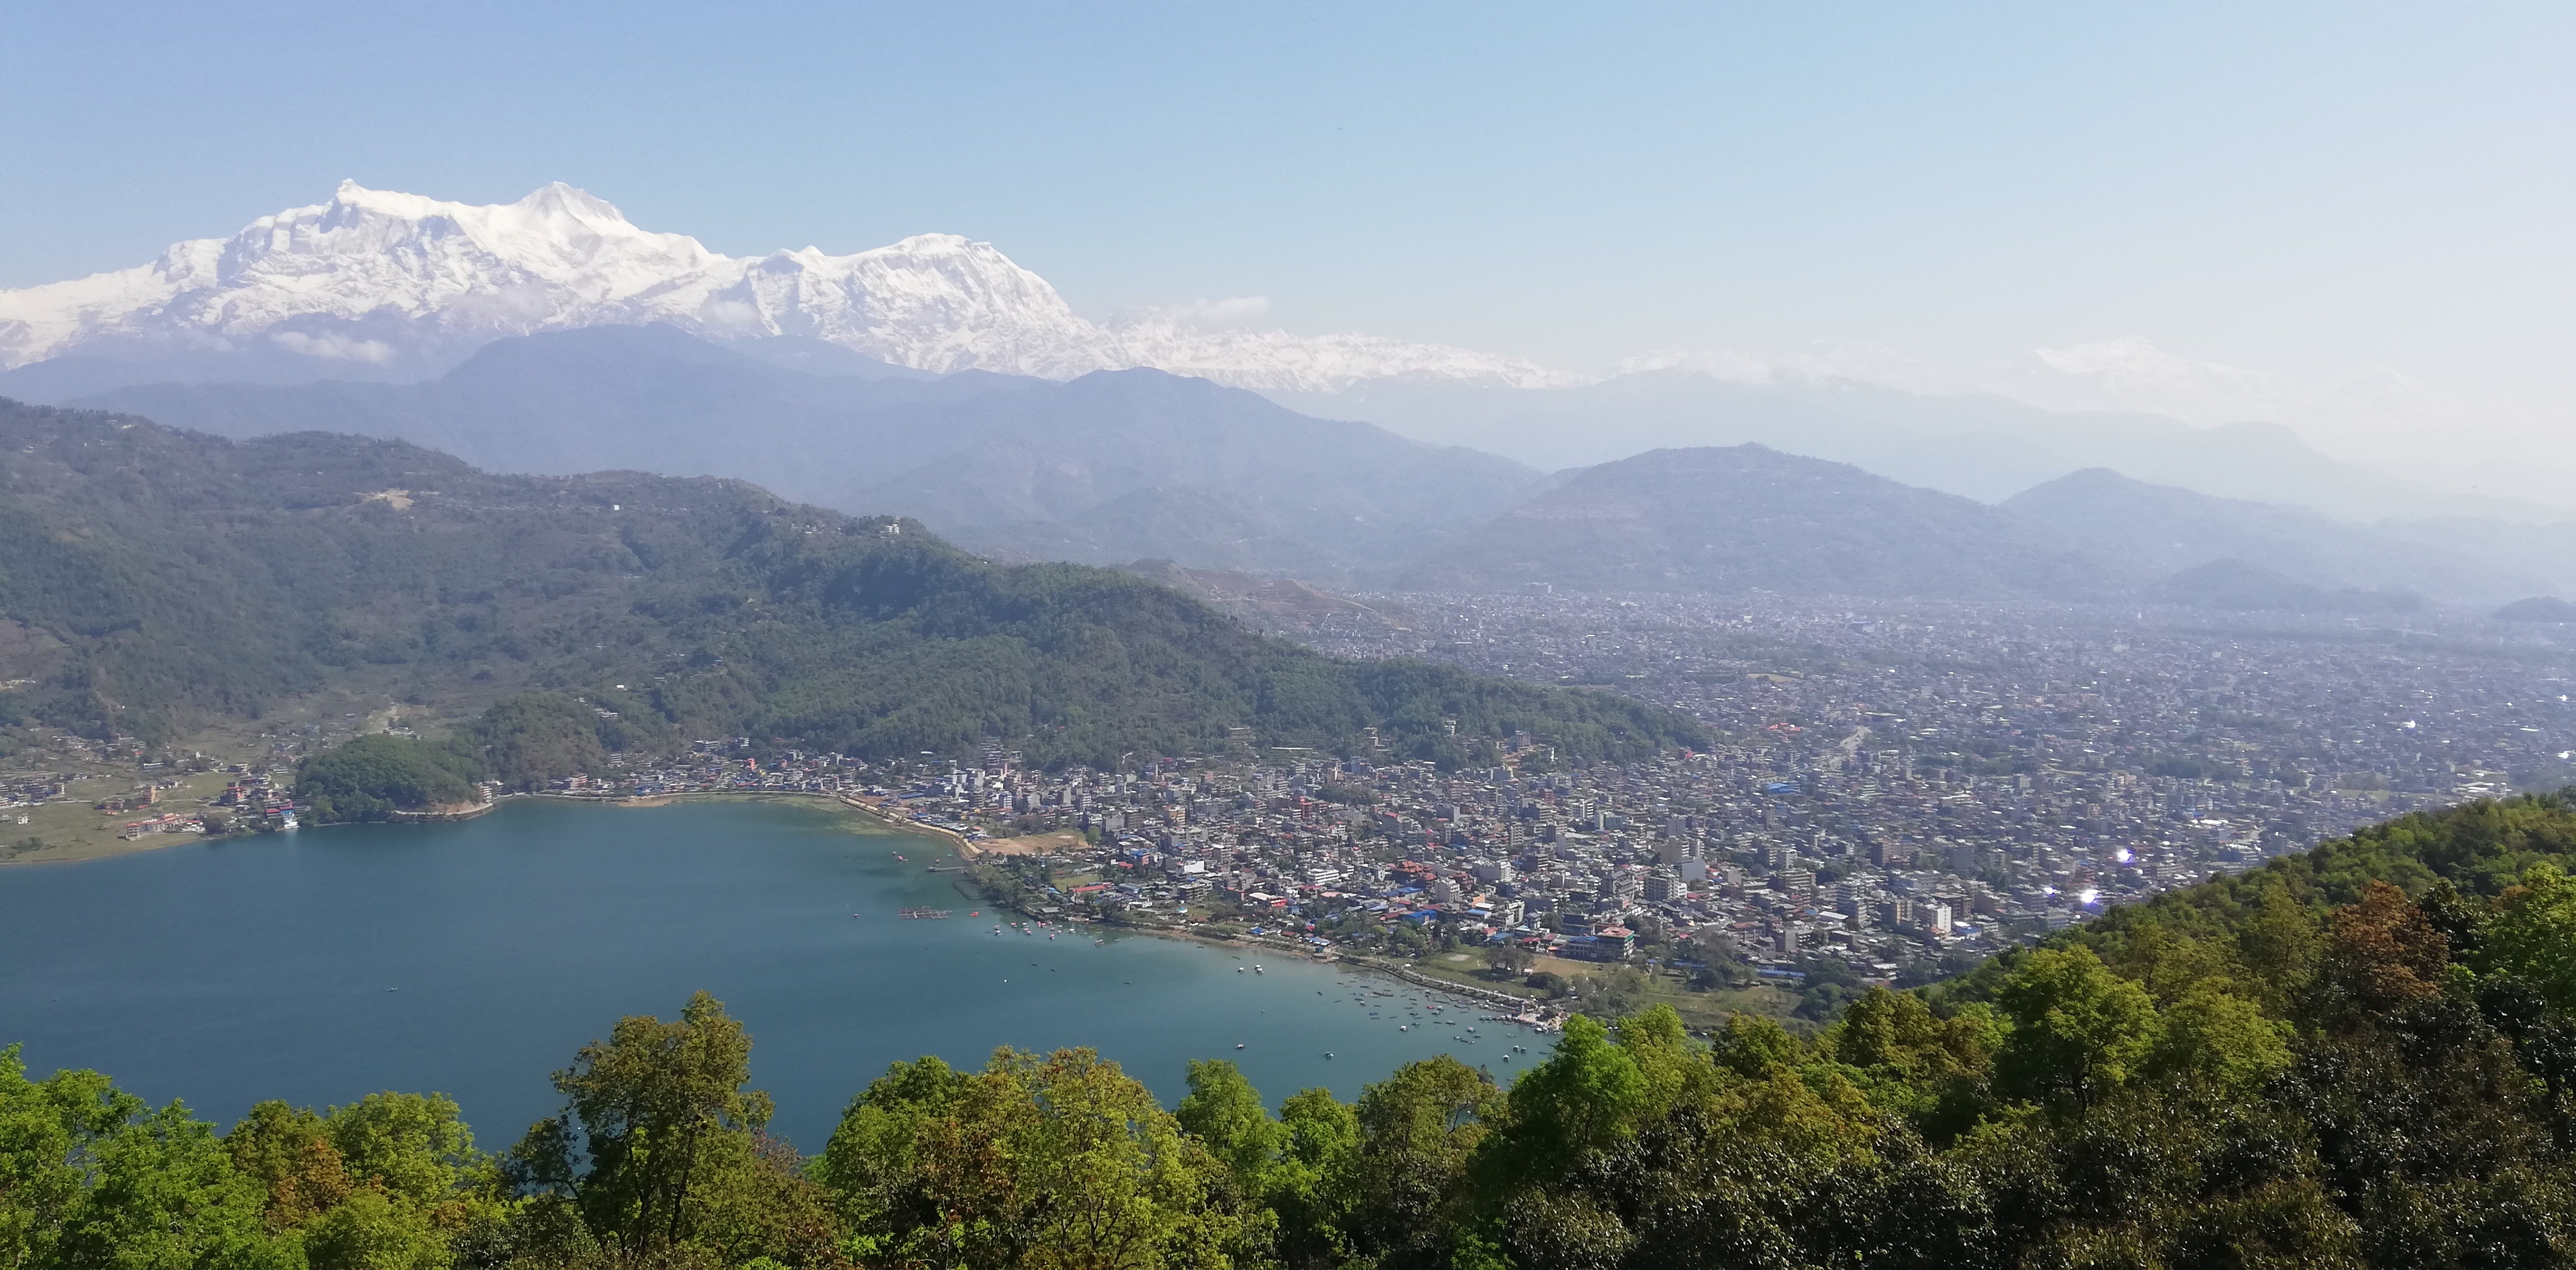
4, 182, 2570, 609
7, 179, 2556, 525
1398, 446, 2104, 599
36, 325, 1542, 581
8, 323, 2564, 608
1268, 372, 2549, 523
0, 181, 1561, 392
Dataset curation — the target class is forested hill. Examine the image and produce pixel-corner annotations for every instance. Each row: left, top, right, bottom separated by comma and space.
0, 397, 1701, 766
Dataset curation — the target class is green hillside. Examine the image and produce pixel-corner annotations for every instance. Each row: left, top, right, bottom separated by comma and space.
0, 397, 1701, 769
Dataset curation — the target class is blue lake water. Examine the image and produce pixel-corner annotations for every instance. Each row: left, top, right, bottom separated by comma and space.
0, 797, 1546, 1150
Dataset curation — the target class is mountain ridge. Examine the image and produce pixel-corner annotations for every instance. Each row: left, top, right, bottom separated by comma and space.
2004, 467, 2546, 602
49, 325, 1546, 581
1400, 444, 2108, 599
0, 181, 1566, 392
0, 394, 1696, 767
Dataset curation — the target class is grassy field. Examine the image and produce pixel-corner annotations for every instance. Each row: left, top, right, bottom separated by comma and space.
4, 762, 256, 865
1404, 950, 1803, 1030
0, 699, 462, 866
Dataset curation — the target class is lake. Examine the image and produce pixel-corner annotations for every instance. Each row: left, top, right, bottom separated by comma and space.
0, 797, 1547, 1149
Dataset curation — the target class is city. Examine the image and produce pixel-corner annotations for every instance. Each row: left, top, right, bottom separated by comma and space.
385, 590, 2573, 1027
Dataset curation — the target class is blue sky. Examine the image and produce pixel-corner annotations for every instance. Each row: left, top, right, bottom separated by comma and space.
4, 1, 2569, 442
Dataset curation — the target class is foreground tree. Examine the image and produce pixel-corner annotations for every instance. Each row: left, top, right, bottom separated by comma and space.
0, 1046, 289, 1270
817, 1047, 1261, 1269
506, 991, 841, 1268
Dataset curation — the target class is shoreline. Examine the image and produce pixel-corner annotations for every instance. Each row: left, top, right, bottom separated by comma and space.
563, 793, 1545, 1014
7, 789, 1542, 1016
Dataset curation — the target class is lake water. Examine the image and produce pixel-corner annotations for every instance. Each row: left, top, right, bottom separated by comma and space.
0, 797, 1547, 1150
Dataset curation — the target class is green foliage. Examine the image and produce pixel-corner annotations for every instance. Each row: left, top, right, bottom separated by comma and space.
1173, 1060, 1281, 1195
0, 1044, 290, 1270
294, 734, 485, 823
817, 1045, 1261, 1269
1992, 945, 2163, 1109
504, 990, 817, 1265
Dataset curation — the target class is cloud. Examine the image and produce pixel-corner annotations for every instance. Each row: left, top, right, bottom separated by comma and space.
269, 330, 396, 362
2009, 336, 2557, 472
1618, 341, 1964, 395
695, 298, 768, 332
1135, 296, 1272, 329
2021, 336, 2302, 422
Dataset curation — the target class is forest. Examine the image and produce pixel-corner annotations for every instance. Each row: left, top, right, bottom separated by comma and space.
16, 790, 2576, 1268
0, 398, 1699, 771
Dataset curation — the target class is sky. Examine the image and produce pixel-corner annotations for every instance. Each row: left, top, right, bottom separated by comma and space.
3, 1, 2569, 467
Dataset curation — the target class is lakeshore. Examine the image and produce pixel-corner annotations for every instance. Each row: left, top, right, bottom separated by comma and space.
0, 796, 1554, 1144
9, 780, 1566, 1025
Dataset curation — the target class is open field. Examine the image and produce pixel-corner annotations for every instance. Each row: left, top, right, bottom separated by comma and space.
970, 829, 1088, 857
1405, 950, 1802, 1031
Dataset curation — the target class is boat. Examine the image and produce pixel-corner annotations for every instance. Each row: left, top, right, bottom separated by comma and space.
1235, 1042, 1246, 1049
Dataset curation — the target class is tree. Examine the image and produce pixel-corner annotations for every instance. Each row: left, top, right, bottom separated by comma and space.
2476, 863, 2576, 1010
1175, 1060, 1281, 1196
1710, 1013, 1801, 1080
1993, 946, 2162, 1110
2148, 985, 2291, 1092
506, 991, 793, 1264
1478, 1016, 1649, 1194
816, 1047, 1258, 1270
1574, 966, 1649, 1020
293, 734, 483, 823
1482, 943, 1535, 979
1345, 1057, 1501, 1266
1267, 1089, 1361, 1270
6, 1050, 290, 1270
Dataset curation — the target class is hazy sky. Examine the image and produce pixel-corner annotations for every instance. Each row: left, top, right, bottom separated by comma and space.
6, 2, 2569, 459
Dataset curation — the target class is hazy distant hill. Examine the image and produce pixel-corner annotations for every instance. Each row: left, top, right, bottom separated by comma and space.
0, 396, 1695, 766
1272, 372, 2560, 522
1115, 560, 1394, 636
2147, 560, 2427, 615
2002, 468, 2543, 603
2380, 517, 2576, 599
2494, 596, 2576, 622
44, 326, 1543, 580
1399, 444, 2104, 598
847, 369, 1541, 579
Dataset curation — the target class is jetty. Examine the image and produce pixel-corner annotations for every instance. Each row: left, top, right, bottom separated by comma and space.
897, 908, 953, 920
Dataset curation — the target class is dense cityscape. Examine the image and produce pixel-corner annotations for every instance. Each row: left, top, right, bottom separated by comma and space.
430, 591, 2575, 1018
17, 590, 2575, 1017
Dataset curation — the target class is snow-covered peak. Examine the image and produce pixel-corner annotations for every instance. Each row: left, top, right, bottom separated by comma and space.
0, 183, 1571, 390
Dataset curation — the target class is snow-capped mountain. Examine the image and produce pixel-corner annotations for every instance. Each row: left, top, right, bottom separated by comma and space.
0, 181, 1569, 391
